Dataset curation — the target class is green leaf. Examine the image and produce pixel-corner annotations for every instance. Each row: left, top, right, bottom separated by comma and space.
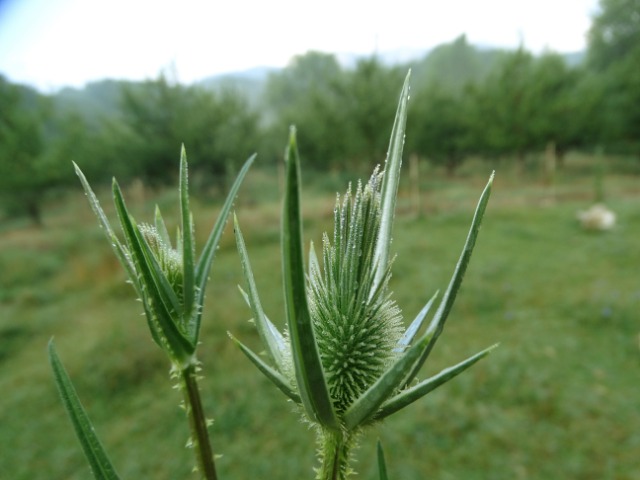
403, 173, 494, 387
372, 71, 411, 296
234, 214, 286, 369
48, 340, 120, 480
377, 344, 498, 420
179, 146, 196, 321
343, 331, 432, 430
395, 290, 438, 352
112, 180, 195, 366
228, 333, 301, 404
73, 162, 139, 294
110, 182, 182, 323
377, 440, 389, 480
282, 127, 337, 429
192, 154, 256, 339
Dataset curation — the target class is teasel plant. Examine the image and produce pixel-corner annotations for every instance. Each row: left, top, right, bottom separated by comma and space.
48, 147, 255, 480
230, 72, 497, 479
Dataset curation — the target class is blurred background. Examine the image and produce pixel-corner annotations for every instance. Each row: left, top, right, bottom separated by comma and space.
0, 0, 638, 478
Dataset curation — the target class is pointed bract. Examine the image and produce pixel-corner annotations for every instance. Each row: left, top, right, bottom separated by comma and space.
282, 127, 338, 429
234, 214, 287, 369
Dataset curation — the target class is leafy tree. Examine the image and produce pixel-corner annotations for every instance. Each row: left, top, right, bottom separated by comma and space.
118, 73, 259, 187
587, 0, 640, 154
525, 53, 596, 161
588, 0, 640, 70
265, 54, 403, 171
408, 85, 473, 175
411, 35, 503, 91
118, 74, 197, 183
264, 51, 350, 170
464, 50, 590, 163
0, 77, 69, 225
180, 86, 260, 189
265, 51, 343, 112
466, 48, 539, 160
340, 58, 404, 168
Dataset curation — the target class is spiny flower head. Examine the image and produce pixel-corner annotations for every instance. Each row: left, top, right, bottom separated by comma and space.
308, 167, 403, 414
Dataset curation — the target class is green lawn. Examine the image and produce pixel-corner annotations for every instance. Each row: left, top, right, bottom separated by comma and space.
1, 157, 639, 479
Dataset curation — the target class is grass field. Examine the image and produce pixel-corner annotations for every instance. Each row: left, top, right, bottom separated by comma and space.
1, 154, 639, 479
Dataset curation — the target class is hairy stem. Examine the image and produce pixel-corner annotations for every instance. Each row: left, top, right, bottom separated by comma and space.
318, 429, 352, 480
180, 363, 217, 480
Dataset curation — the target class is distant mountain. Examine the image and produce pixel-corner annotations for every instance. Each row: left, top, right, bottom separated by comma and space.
52, 79, 134, 128
196, 66, 278, 106
43, 41, 586, 131
562, 51, 586, 66
335, 46, 431, 68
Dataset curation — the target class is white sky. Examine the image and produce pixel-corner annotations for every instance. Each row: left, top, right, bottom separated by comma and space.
0, 0, 601, 92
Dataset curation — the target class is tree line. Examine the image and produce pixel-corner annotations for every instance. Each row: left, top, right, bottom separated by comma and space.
1, 0, 638, 224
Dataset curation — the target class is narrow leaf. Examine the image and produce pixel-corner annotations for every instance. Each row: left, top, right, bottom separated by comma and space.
112, 180, 195, 365
395, 290, 438, 352
282, 128, 337, 429
378, 344, 498, 420
403, 173, 494, 387
48, 340, 120, 480
154, 205, 172, 247
193, 154, 256, 338
179, 146, 196, 321
228, 333, 301, 404
343, 332, 432, 430
372, 71, 411, 296
234, 214, 286, 368
238, 286, 287, 354
377, 440, 389, 480
73, 163, 139, 293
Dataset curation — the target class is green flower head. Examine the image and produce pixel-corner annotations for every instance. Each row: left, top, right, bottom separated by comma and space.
308, 168, 403, 415
138, 222, 185, 307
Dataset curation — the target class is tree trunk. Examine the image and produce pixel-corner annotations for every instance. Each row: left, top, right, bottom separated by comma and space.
26, 198, 43, 227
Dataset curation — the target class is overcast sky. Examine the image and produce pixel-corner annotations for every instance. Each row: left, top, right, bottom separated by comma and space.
0, 0, 601, 92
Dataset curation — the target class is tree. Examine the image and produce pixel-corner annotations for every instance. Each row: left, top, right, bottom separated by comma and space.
118, 73, 259, 187
411, 35, 503, 91
525, 53, 596, 161
265, 54, 404, 171
118, 74, 197, 183
340, 57, 404, 169
588, 0, 640, 71
466, 49, 539, 160
0, 77, 69, 225
408, 85, 473, 175
264, 52, 350, 170
463, 49, 591, 164
587, 0, 640, 154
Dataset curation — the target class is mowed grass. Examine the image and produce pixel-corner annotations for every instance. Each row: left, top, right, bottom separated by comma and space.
0, 155, 639, 479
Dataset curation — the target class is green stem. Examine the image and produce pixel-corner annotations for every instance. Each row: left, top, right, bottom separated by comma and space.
180, 363, 217, 480
318, 429, 351, 480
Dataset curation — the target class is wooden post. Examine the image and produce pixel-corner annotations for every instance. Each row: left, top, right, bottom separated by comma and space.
544, 141, 557, 203
544, 141, 557, 185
